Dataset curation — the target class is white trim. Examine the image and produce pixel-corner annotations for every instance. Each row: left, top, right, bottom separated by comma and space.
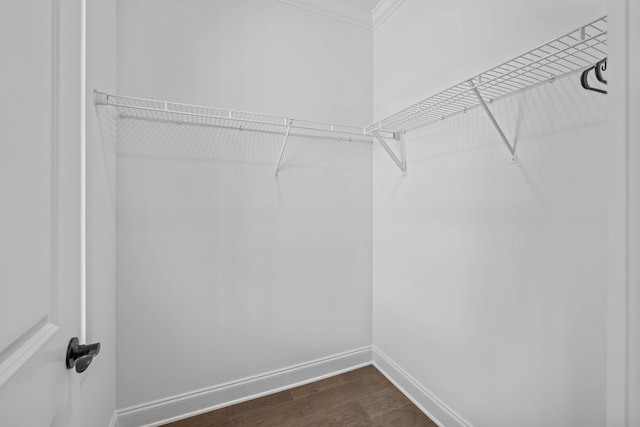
372, 347, 472, 427
49, 0, 59, 325
79, 0, 87, 345
107, 411, 119, 427
0, 322, 59, 387
115, 346, 372, 427
606, 0, 640, 424
274, 0, 372, 30
371, 0, 406, 29
628, 0, 640, 421
605, 1, 629, 424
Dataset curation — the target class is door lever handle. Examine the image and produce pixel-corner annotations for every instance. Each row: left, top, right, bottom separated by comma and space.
66, 337, 100, 373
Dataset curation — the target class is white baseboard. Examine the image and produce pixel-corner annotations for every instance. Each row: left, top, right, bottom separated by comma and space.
107, 410, 118, 427
372, 347, 472, 427
115, 346, 372, 427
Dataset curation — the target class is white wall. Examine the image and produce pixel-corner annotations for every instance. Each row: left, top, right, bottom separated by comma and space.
80, 0, 118, 425
373, 1, 607, 426
116, 0, 373, 411
117, 0, 372, 126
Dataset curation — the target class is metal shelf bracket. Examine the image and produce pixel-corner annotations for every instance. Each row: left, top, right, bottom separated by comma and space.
94, 90, 108, 106
274, 122, 292, 177
468, 79, 517, 163
372, 130, 407, 176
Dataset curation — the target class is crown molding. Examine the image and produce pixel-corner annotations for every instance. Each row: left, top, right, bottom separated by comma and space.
372, 0, 406, 29
275, 0, 373, 30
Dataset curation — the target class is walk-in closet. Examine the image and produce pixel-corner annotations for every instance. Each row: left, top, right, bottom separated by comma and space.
1, 1, 638, 426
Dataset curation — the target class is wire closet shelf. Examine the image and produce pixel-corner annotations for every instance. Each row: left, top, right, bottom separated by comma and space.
366, 16, 608, 135
94, 92, 393, 142
94, 16, 607, 174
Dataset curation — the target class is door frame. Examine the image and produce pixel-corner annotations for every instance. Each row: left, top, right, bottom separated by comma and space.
606, 0, 639, 425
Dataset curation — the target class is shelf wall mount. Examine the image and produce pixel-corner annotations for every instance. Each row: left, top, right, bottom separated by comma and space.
372, 130, 407, 175
468, 79, 517, 164
275, 122, 292, 177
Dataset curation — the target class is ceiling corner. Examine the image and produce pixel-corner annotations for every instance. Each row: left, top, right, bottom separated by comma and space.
371, 0, 406, 29
275, 0, 374, 30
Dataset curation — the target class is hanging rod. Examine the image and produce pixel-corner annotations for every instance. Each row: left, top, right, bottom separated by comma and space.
366, 15, 607, 165
94, 91, 396, 142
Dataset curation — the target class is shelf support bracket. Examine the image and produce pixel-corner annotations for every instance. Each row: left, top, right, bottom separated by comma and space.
94, 90, 108, 106
275, 123, 292, 177
372, 130, 407, 175
468, 80, 517, 163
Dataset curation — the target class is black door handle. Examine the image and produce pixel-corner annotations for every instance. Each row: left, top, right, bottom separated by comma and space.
66, 337, 100, 373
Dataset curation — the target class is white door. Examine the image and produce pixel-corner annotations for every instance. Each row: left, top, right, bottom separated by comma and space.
0, 1, 89, 425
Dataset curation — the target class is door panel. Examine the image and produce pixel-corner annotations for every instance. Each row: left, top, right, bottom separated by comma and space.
0, 0, 54, 358
0, 0, 83, 425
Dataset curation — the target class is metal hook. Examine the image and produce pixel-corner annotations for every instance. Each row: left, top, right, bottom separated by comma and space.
581, 63, 607, 95
594, 57, 607, 84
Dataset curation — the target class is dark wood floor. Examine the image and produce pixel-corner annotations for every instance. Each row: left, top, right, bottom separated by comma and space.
163, 365, 437, 427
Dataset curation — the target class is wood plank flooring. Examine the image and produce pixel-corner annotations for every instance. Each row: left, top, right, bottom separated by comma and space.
163, 366, 437, 427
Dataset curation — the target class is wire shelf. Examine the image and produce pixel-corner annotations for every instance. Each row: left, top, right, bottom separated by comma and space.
366, 16, 608, 134
95, 92, 393, 142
